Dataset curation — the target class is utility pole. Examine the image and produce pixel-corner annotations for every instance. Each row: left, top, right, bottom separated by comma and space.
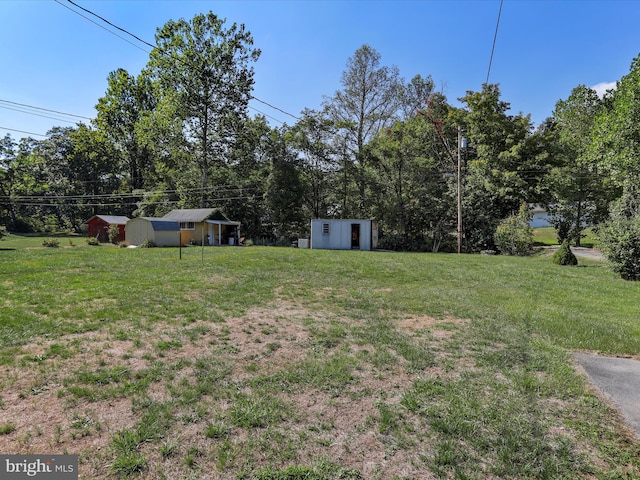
423, 101, 464, 253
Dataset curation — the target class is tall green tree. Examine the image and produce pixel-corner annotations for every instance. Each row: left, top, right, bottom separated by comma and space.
549, 85, 613, 245
225, 115, 272, 239
324, 44, 400, 216
287, 109, 338, 219
3, 132, 66, 231
398, 74, 435, 120
0, 134, 17, 226
68, 125, 121, 218
265, 129, 306, 241
147, 12, 260, 208
133, 94, 186, 216
32, 127, 77, 230
458, 84, 534, 251
592, 54, 640, 199
460, 84, 533, 204
95, 68, 156, 191
591, 54, 640, 278
367, 112, 456, 252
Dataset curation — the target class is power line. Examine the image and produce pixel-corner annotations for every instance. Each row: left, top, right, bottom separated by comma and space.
248, 105, 284, 125
53, 0, 150, 54
56, 0, 301, 123
65, 0, 155, 50
6, 195, 259, 208
251, 96, 300, 121
0, 127, 47, 137
0, 105, 78, 125
486, 0, 504, 85
0, 185, 260, 202
0, 99, 92, 120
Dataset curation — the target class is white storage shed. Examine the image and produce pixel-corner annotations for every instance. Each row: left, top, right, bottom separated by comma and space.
310, 219, 378, 251
125, 217, 181, 247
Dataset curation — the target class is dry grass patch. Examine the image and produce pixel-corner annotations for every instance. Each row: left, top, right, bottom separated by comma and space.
0, 297, 446, 478
1, 283, 638, 479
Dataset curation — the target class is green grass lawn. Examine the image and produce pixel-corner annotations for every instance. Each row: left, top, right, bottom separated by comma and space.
0, 232, 90, 249
1, 243, 638, 479
533, 226, 599, 248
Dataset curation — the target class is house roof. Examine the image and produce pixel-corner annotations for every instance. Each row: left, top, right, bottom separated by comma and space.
85, 215, 130, 225
139, 217, 180, 231
162, 208, 231, 223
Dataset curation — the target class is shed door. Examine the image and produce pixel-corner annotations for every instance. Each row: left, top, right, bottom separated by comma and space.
351, 223, 360, 250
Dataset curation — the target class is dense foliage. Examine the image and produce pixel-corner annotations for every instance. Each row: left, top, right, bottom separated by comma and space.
597, 192, 640, 280
494, 204, 534, 256
1, 11, 639, 264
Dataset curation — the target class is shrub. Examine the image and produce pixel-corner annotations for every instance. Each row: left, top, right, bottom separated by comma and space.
598, 215, 640, 281
0, 225, 7, 240
596, 190, 640, 280
42, 238, 60, 248
494, 204, 534, 256
139, 239, 156, 248
552, 240, 578, 266
86, 237, 100, 246
108, 224, 120, 244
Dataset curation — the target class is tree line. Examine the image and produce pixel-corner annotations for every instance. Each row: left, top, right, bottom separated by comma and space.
1, 12, 640, 260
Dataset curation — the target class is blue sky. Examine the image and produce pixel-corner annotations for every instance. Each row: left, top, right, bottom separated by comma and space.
1, 0, 640, 141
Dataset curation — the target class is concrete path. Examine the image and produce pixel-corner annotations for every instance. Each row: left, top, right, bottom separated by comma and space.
571, 246, 605, 261
541, 245, 605, 261
574, 353, 640, 438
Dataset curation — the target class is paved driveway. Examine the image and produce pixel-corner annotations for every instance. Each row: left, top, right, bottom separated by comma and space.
571, 247, 605, 261
541, 246, 605, 261
547, 250, 640, 436
574, 353, 640, 438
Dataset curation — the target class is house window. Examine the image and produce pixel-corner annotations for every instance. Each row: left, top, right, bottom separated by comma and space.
180, 222, 195, 230
322, 223, 330, 234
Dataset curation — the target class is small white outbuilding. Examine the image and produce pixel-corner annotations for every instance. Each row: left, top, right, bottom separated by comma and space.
125, 217, 181, 247
310, 219, 378, 251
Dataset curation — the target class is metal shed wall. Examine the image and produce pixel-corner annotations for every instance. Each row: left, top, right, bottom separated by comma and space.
310, 219, 377, 251
125, 218, 180, 247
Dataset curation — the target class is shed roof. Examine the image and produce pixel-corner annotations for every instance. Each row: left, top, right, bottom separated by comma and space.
139, 217, 180, 231
162, 208, 230, 223
312, 218, 374, 224
85, 215, 130, 225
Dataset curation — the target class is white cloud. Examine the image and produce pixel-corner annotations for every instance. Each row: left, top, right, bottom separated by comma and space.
591, 81, 617, 98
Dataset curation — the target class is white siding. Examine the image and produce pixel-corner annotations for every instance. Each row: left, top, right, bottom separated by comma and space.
153, 230, 180, 247
125, 218, 155, 246
310, 219, 377, 250
125, 218, 180, 247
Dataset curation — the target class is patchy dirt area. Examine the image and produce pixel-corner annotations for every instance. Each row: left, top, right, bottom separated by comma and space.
0, 299, 464, 479
1, 290, 638, 479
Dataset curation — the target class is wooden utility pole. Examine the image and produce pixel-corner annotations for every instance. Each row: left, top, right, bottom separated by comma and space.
423, 101, 464, 253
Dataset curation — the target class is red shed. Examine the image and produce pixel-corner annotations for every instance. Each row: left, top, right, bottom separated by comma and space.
85, 215, 129, 243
